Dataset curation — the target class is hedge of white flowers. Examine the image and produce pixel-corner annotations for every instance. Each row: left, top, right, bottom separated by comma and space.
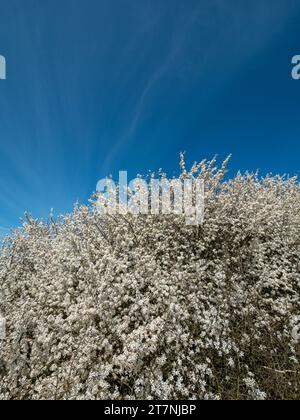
0, 156, 299, 400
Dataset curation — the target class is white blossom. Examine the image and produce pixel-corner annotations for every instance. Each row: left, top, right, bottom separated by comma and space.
0, 156, 299, 400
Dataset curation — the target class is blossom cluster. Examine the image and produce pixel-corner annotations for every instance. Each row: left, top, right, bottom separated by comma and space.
0, 156, 299, 400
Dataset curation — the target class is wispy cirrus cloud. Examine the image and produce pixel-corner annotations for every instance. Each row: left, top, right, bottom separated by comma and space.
102, 0, 299, 172
1, 0, 300, 229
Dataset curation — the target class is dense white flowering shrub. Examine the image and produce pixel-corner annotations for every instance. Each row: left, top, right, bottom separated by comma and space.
0, 156, 299, 400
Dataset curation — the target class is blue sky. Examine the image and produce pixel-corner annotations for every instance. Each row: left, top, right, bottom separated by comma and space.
0, 0, 300, 232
